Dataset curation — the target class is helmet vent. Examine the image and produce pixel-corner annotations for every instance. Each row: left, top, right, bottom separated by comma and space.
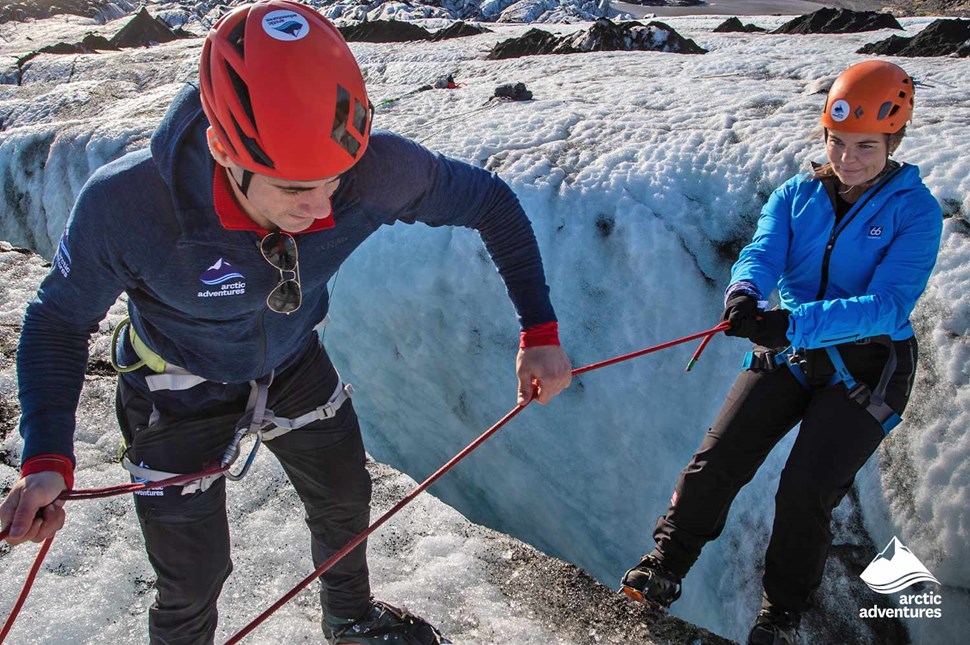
331, 85, 362, 158
225, 62, 257, 129
352, 99, 368, 134
227, 19, 246, 58
877, 101, 900, 121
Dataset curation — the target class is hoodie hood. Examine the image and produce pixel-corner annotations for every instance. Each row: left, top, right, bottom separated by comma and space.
149, 82, 216, 216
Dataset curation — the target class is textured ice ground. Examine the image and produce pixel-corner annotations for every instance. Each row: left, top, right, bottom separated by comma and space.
0, 243, 735, 645
1, 11, 968, 644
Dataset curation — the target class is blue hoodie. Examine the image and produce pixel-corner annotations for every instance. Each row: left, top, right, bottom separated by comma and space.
730, 164, 943, 349
17, 83, 556, 465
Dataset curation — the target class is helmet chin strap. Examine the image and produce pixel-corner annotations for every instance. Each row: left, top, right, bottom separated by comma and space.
228, 167, 254, 198
838, 157, 892, 195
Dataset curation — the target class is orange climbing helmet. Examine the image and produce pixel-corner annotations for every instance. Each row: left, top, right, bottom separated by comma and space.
820, 60, 914, 134
199, 0, 371, 180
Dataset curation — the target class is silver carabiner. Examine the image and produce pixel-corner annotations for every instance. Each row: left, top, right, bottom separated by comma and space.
224, 430, 263, 481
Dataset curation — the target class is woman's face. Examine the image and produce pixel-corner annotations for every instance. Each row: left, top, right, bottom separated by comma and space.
825, 129, 890, 187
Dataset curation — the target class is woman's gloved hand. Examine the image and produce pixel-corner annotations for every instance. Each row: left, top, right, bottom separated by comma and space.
749, 309, 792, 349
722, 295, 760, 338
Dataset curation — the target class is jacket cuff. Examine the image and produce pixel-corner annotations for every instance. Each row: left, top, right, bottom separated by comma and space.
724, 280, 767, 309
520, 321, 560, 348
21, 454, 75, 490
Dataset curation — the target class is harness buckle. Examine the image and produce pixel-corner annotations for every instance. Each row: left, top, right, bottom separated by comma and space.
742, 350, 779, 372
846, 382, 872, 407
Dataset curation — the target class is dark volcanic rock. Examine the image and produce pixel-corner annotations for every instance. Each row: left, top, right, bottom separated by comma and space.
488, 28, 560, 59
773, 8, 903, 34
81, 33, 117, 50
338, 19, 432, 42
14, 31, 118, 76
486, 17, 706, 60
429, 21, 491, 42
109, 7, 184, 48
714, 17, 767, 33
858, 18, 970, 56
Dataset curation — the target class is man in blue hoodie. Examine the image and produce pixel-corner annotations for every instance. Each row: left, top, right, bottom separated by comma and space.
0, 3, 571, 643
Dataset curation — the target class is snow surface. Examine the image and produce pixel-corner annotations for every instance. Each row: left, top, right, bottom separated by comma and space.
0, 242, 729, 644
1, 9, 969, 645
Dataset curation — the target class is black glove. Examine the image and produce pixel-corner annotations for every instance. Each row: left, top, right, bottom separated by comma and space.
722, 295, 759, 338
749, 309, 791, 349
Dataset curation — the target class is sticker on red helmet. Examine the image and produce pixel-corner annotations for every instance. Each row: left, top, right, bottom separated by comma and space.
262, 10, 310, 41
830, 99, 850, 122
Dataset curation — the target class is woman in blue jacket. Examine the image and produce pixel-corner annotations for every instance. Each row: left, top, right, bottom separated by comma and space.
620, 61, 943, 645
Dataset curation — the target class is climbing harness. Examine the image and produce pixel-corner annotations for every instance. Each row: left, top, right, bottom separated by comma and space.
2, 322, 728, 645
118, 375, 355, 493
110, 317, 206, 391
111, 316, 354, 493
742, 337, 901, 433
824, 340, 901, 432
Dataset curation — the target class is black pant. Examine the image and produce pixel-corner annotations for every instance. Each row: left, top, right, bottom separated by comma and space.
116, 339, 372, 645
652, 338, 917, 614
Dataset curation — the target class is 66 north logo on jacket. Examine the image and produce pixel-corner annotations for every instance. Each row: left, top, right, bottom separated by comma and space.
197, 258, 246, 299
868, 226, 884, 239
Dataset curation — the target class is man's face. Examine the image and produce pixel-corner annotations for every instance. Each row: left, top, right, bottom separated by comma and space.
207, 128, 342, 233
230, 169, 341, 233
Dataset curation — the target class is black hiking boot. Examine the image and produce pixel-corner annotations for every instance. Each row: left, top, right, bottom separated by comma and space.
323, 599, 451, 644
619, 553, 682, 611
746, 606, 801, 645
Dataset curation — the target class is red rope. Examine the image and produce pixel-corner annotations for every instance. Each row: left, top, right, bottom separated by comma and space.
0, 534, 52, 644
2, 322, 728, 643
685, 323, 729, 372
0, 466, 229, 642
223, 321, 729, 643
572, 321, 729, 376
223, 402, 530, 645
59, 465, 229, 501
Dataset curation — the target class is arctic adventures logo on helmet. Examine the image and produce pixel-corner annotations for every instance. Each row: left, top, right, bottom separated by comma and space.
830, 99, 850, 123
262, 10, 310, 41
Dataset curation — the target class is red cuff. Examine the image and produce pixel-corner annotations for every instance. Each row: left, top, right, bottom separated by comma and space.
520, 321, 560, 349
21, 454, 75, 490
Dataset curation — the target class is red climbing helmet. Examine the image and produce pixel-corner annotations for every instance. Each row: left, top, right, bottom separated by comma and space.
820, 60, 914, 134
199, 0, 371, 180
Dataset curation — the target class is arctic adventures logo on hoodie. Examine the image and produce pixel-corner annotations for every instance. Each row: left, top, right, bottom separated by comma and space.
198, 258, 246, 298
